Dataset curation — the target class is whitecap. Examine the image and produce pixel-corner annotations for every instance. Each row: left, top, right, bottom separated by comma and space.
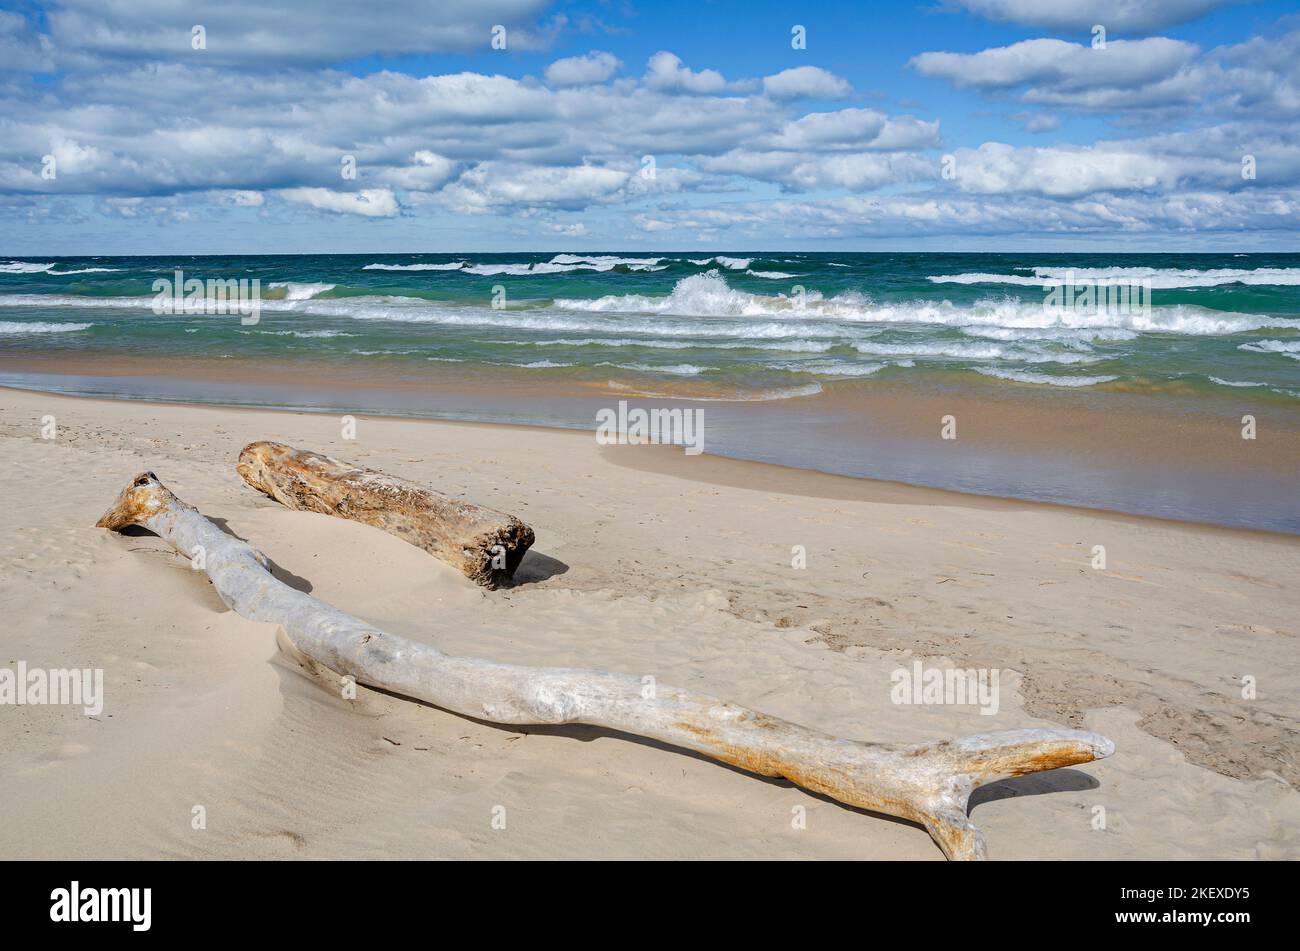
0, 320, 93, 334
1208, 376, 1268, 388
930, 266, 1300, 289
597, 362, 710, 376
974, 368, 1117, 387
268, 282, 336, 300
1239, 339, 1300, 360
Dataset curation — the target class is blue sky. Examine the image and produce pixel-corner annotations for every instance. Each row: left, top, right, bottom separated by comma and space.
2, 0, 1299, 253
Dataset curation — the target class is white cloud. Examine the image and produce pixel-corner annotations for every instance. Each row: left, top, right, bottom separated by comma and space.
949, 142, 1183, 196
913, 38, 1197, 90
698, 149, 933, 192
913, 29, 1300, 118
278, 187, 399, 217
762, 66, 851, 100
545, 51, 621, 87
436, 163, 630, 213
644, 52, 739, 94
950, 0, 1234, 32
1212, 28, 1300, 118
376, 152, 458, 191
44, 0, 560, 65
942, 125, 1300, 197
622, 187, 1300, 240
763, 109, 940, 151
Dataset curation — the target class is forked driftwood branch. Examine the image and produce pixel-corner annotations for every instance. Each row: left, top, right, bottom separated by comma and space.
236, 441, 534, 589
97, 471, 1114, 860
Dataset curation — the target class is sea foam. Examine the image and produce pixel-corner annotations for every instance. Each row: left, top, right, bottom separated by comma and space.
930, 266, 1300, 288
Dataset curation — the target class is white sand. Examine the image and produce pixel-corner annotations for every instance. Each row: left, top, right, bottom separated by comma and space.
0, 386, 1296, 859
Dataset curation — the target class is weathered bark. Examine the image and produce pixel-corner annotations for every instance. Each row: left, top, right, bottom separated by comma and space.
97, 471, 1114, 860
236, 440, 533, 589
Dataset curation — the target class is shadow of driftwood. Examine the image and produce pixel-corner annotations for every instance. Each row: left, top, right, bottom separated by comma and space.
969, 767, 1099, 811
503, 549, 569, 586
354, 682, 939, 853
208, 517, 314, 593
116, 518, 313, 594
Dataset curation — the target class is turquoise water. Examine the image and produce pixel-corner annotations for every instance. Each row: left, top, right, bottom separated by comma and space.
3, 252, 1300, 400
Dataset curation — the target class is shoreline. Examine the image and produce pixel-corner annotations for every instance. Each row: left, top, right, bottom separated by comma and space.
2, 351, 1298, 535
5, 380, 1298, 545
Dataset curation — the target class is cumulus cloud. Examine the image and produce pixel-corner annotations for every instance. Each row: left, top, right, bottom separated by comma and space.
949, 0, 1234, 32
623, 187, 1300, 240
42, 0, 561, 66
697, 148, 934, 192
375, 152, 458, 191
910, 38, 1201, 110
1212, 28, 1300, 118
762, 109, 940, 151
545, 51, 621, 87
436, 163, 630, 213
913, 28, 1300, 118
762, 66, 851, 100
644, 52, 742, 94
949, 142, 1184, 196
278, 187, 399, 217
944, 125, 1300, 197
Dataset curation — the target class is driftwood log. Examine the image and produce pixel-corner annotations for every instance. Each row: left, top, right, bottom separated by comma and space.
236, 441, 533, 589
97, 472, 1114, 860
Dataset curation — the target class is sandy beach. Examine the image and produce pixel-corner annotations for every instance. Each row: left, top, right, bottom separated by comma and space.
1, 384, 1296, 860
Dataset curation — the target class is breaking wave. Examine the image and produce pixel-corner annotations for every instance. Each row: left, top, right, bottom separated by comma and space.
0, 320, 94, 334
267, 282, 335, 300
553, 272, 1294, 337
1239, 339, 1300, 359
974, 368, 1118, 387
930, 266, 1300, 288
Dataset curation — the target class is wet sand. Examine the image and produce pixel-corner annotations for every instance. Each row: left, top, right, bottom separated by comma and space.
1, 350, 1297, 532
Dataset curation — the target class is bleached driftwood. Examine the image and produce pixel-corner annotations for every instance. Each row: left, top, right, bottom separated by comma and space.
236, 440, 534, 589
97, 471, 1114, 860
